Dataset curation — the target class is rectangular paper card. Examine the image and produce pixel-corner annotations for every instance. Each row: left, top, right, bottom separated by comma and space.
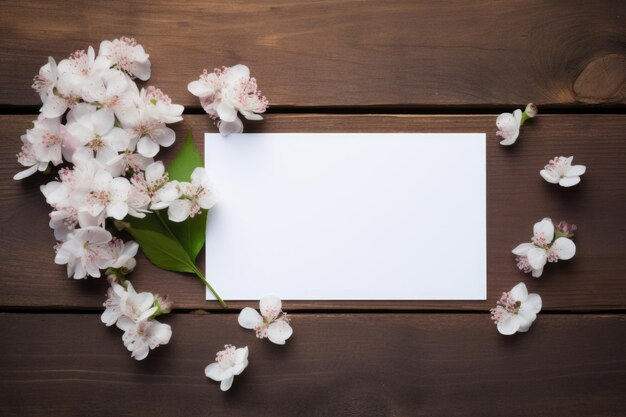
204, 133, 486, 301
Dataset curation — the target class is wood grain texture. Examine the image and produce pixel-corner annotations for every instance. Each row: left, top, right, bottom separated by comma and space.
1, 0, 625, 108
1, 114, 625, 311
0, 313, 625, 417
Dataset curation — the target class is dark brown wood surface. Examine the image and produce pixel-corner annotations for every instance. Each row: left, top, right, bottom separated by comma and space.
1, 114, 624, 311
1, 0, 625, 108
2, 1, 626, 415
1, 313, 625, 417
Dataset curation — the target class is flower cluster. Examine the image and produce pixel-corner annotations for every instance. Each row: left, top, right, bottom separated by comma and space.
15, 38, 196, 358
205, 296, 293, 391
102, 278, 172, 360
512, 218, 576, 278
188, 64, 269, 136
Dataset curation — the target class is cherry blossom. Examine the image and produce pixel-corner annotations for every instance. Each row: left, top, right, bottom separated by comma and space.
99, 37, 151, 81
188, 64, 268, 136
14, 134, 49, 180
512, 218, 576, 278
85, 169, 132, 221
205, 345, 249, 391
54, 226, 113, 279
108, 238, 139, 272
238, 295, 293, 345
490, 282, 542, 335
118, 318, 172, 360
497, 103, 537, 146
540, 156, 586, 187
151, 167, 217, 222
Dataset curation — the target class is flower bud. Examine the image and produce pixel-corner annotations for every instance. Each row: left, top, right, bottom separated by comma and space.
555, 220, 577, 238
524, 103, 538, 118
155, 294, 173, 314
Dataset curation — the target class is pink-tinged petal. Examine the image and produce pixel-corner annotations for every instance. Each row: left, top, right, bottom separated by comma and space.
145, 161, 165, 182
497, 315, 521, 335
91, 109, 115, 136
512, 243, 533, 256
137, 136, 160, 158
268, 321, 293, 345
498, 131, 519, 146
151, 126, 176, 148
260, 295, 282, 320
238, 307, 263, 329
534, 218, 554, 243
551, 237, 576, 260
540, 169, 559, 184
104, 127, 130, 151
566, 165, 586, 177
559, 176, 580, 187
106, 201, 128, 220
217, 101, 238, 122
40, 95, 68, 118
523, 293, 542, 314
509, 282, 528, 301
227, 64, 250, 81
187, 80, 213, 97
133, 60, 151, 81
527, 247, 548, 270
146, 321, 172, 345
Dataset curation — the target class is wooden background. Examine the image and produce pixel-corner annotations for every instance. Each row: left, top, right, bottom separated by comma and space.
1, 1, 625, 416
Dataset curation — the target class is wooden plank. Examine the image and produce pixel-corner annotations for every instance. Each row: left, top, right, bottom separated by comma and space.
1, 114, 625, 311
0, 313, 625, 416
1, 0, 624, 108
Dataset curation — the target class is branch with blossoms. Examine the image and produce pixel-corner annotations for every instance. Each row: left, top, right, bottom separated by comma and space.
14, 37, 228, 359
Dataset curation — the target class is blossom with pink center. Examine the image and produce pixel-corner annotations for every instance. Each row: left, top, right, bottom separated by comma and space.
14, 134, 49, 180
131, 161, 169, 203
86, 169, 132, 221
512, 217, 576, 278
490, 282, 542, 335
99, 37, 151, 81
54, 226, 114, 279
205, 345, 249, 391
188, 64, 268, 136
151, 167, 217, 222
540, 156, 586, 187
497, 103, 537, 146
238, 295, 293, 345
32, 56, 58, 102
118, 318, 172, 360
107, 238, 139, 273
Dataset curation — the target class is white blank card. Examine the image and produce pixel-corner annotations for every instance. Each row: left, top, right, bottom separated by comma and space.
205, 133, 486, 301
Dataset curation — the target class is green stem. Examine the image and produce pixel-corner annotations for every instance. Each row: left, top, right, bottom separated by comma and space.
192, 265, 228, 309
154, 211, 227, 309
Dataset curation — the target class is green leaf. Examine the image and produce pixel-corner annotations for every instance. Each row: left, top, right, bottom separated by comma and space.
167, 130, 203, 182
125, 213, 196, 273
163, 129, 207, 261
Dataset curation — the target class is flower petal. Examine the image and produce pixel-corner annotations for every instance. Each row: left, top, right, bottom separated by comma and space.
559, 176, 580, 187
497, 315, 521, 335
217, 101, 238, 122
534, 218, 554, 243
260, 295, 282, 319
268, 321, 293, 345
527, 247, 548, 270
238, 307, 263, 330
566, 165, 586, 177
551, 237, 576, 260
220, 376, 234, 391
509, 282, 528, 301
540, 169, 559, 184
531, 266, 544, 278
187, 80, 213, 97
217, 117, 244, 137
523, 293, 542, 314
137, 136, 160, 158
512, 243, 533, 256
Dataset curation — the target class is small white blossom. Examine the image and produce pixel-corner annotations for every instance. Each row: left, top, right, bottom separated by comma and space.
54, 226, 113, 279
99, 37, 151, 81
497, 103, 537, 146
188, 64, 268, 136
540, 156, 586, 187
205, 345, 249, 391
108, 238, 139, 272
490, 282, 542, 335
14, 134, 49, 180
117, 318, 172, 360
238, 295, 293, 345
512, 218, 576, 278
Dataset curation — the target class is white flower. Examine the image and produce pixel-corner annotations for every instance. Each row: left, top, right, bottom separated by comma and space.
108, 238, 139, 272
26, 116, 65, 166
540, 156, 586, 187
238, 295, 293, 345
85, 169, 132, 221
65, 105, 130, 162
131, 161, 169, 202
99, 37, 151, 81
512, 218, 576, 278
188, 65, 268, 136
83, 69, 132, 115
151, 167, 217, 222
497, 103, 537, 146
14, 134, 49, 180
54, 226, 113, 279
117, 318, 172, 360
205, 345, 249, 391
490, 282, 542, 335
32, 56, 58, 103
